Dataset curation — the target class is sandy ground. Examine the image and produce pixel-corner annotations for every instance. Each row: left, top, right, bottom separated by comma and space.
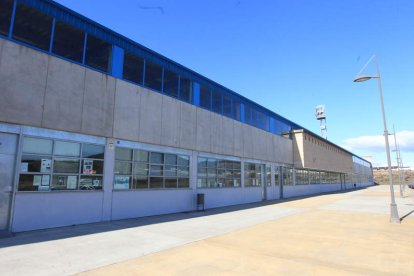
80, 186, 414, 276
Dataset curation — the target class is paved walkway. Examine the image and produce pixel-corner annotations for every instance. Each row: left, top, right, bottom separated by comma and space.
1, 185, 413, 275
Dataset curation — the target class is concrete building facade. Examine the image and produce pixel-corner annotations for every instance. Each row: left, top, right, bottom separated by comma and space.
0, 0, 373, 234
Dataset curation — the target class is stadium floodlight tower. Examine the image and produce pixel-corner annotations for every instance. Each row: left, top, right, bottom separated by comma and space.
315, 105, 327, 139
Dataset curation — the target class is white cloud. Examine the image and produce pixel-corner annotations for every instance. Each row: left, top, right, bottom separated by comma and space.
342, 130, 414, 152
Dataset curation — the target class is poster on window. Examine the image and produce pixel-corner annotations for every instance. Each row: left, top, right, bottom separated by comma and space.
41, 159, 52, 173
20, 162, 28, 172
67, 176, 77, 189
83, 160, 93, 174
41, 175, 50, 186
114, 176, 130, 189
33, 175, 42, 186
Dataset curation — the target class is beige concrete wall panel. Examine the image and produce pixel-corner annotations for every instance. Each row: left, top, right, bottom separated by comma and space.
210, 113, 224, 155
233, 121, 244, 158
81, 70, 115, 137
273, 135, 293, 164
160, 96, 181, 147
0, 40, 48, 126
42, 57, 85, 132
242, 125, 253, 159
179, 103, 196, 150
138, 87, 162, 144
113, 80, 140, 141
196, 108, 211, 152
221, 116, 234, 156
265, 132, 274, 162
252, 128, 268, 161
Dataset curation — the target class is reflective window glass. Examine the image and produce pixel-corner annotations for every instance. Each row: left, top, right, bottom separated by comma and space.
232, 99, 241, 120
165, 178, 177, 188
134, 150, 148, 162
22, 137, 53, 155
116, 148, 132, 161
150, 152, 163, 164
0, 0, 13, 36
52, 20, 84, 63
212, 90, 222, 114
223, 95, 232, 118
82, 144, 104, 159
52, 175, 78, 190
132, 176, 148, 189
165, 154, 177, 165
115, 162, 131, 175
144, 61, 162, 91
54, 141, 80, 157
123, 51, 144, 84
12, 3, 53, 50
177, 155, 189, 166
149, 177, 163, 189
53, 158, 79, 174
200, 86, 211, 109
179, 77, 192, 102
178, 178, 189, 188
133, 162, 148, 176
85, 34, 112, 72
163, 69, 179, 98
79, 176, 102, 190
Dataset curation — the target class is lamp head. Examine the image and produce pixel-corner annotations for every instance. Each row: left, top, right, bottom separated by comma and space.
353, 74, 380, 82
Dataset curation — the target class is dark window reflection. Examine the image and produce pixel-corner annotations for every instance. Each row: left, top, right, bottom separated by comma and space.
0, 0, 13, 36
144, 61, 162, 91
123, 51, 144, 84
52, 20, 84, 63
85, 34, 112, 72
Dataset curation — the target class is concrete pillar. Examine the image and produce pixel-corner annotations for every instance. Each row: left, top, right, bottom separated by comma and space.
190, 150, 198, 210
101, 138, 116, 221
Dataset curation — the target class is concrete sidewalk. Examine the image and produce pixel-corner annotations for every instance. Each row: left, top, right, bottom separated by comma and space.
1, 186, 413, 275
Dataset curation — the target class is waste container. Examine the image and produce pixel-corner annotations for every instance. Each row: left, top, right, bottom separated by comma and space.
197, 193, 205, 211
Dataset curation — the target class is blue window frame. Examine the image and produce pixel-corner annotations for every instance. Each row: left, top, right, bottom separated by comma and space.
12, 2, 53, 51
199, 85, 211, 109
0, 0, 13, 36
123, 50, 144, 85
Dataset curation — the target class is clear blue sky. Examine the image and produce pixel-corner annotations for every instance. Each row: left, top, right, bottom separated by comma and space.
56, 0, 414, 167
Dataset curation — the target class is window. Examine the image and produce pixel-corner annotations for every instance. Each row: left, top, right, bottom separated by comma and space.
0, 0, 13, 36
245, 105, 269, 131
12, 3, 53, 51
295, 169, 309, 185
197, 158, 241, 188
244, 163, 262, 187
274, 166, 280, 186
211, 90, 222, 114
179, 77, 192, 102
163, 69, 179, 98
199, 86, 211, 109
18, 137, 104, 191
282, 167, 293, 185
123, 51, 144, 84
144, 61, 162, 91
114, 148, 190, 190
309, 170, 320, 184
52, 20, 85, 63
85, 34, 112, 72
271, 118, 291, 135
223, 95, 232, 118
266, 165, 271, 187
232, 98, 241, 121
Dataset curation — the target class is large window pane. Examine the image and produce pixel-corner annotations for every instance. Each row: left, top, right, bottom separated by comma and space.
12, 3, 53, 50
79, 176, 102, 190
212, 90, 222, 114
81, 159, 103, 175
115, 161, 131, 175
123, 51, 144, 84
0, 0, 13, 36
85, 34, 112, 72
223, 95, 232, 118
22, 137, 53, 155
177, 155, 189, 166
165, 154, 177, 165
132, 176, 148, 189
163, 69, 179, 98
232, 99, 241, 120
144, 61, 162, 91
164, 178, 177, 188
132, 162, 148, 175
179, 77, 192, 102
149, 177, 163, 189
150, 152, 163, 164
178, 178, 189, 188
18, 174, 50, 191
53, 158, 79, 174
52, 20, 84, 63
54, 141, 80, 157
134, 150, 148, 162
116, 148, 132, 161
21, 155, 51, 173
52, 175, 78, 190
200, 86, 211, 109
82, 144, 104, 159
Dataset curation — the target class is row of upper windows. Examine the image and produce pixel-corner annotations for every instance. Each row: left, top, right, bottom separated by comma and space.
0, 0, 294, 134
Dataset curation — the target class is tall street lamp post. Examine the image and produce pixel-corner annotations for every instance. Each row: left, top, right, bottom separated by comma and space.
353, 54, 400, 224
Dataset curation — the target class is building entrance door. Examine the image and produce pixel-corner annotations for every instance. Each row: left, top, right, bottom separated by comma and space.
0, 133, 18, 233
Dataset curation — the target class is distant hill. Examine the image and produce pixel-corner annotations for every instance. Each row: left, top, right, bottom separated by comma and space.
373, 169, 414, 185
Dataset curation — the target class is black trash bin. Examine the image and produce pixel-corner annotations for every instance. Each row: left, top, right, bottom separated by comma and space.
197, 193, 205, 211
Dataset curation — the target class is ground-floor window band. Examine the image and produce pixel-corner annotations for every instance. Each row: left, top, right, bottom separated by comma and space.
114, 147, 190, 190
18, 136, 105, 191
197, 157, 241, 188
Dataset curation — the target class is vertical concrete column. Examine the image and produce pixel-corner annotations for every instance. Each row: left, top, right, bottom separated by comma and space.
270, 163, 276, 200
190, 150, 198, 210
241, 159, 245, 202
101, 138, 116, 221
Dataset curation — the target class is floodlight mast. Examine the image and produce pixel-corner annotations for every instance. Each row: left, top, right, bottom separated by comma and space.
315, 105, 327, 139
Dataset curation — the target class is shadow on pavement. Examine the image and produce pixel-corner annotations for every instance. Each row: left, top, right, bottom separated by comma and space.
0, 186, 369, 248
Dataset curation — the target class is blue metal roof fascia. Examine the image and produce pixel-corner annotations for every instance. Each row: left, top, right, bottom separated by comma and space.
21, 0, 305, 131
